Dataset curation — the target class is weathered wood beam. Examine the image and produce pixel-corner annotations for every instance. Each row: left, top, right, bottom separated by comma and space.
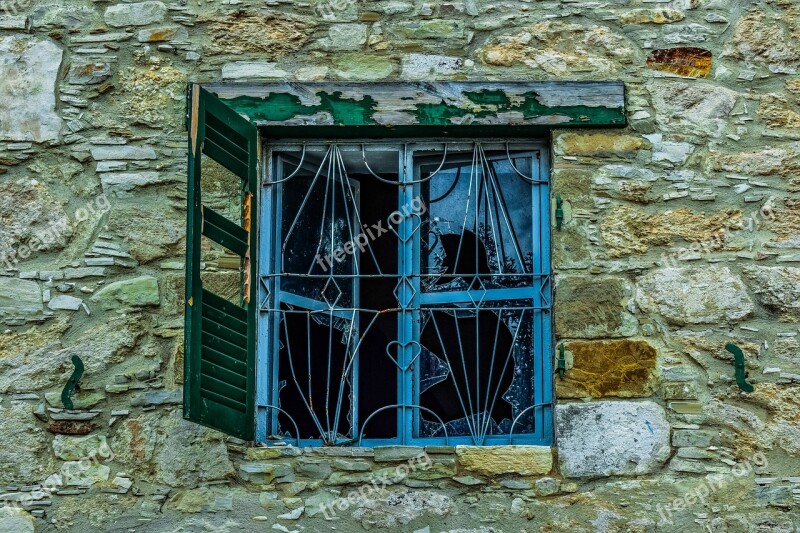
202, 82, 626, 129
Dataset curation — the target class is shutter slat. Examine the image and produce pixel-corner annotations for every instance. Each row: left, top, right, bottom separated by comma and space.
203, 288, 248, 322
202, 206, 249, 257
205, 117, 249, 163
203, 136, 250, 180
202, 302, 247, 333
201, 329, 248, 361
201, 345, 248, 375
201, 373, 248, 406
200, 385, 248, 412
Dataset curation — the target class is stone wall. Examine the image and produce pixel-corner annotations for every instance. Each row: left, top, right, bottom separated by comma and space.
0, 0, 798, 531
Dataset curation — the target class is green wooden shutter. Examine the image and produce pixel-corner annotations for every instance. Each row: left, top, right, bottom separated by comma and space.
184, 84, 258, 440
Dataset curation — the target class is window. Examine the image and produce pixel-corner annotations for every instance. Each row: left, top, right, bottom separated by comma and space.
257, 142, 552, 446
184, 82, 624, 447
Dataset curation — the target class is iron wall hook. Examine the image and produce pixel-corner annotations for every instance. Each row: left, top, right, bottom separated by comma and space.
61, 355, 85, 409
725, 343, 754, 393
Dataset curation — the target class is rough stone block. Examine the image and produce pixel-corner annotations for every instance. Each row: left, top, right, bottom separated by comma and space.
456, 445, 553, 476
0, 507, 34, 533
137, 26, 189, 43
332, 54, 394, 80
47, 295, 83, 311
557, 339, 658, 398
556, 400, 670, 477
61, 461, 110, 486
636, 267, 753, 325
556, 132, 650, 159
238, 462, 294, 484
401, 54, 463, 80
68, 62, 111, 85
63, 267, 106, 279
0, 402, 54, 484
742, 266, 800, 319
53, 434, 111, 461
332, 459, 371, 471
245, 447, 284, 461
408, 462, 456, 480
554, 276, 637, 338
0, 37, 63, 142
326, 24, 368, 50
296, 458, 332, 480
100, 172, 172, 194
89, 276, 160, 310
534, 477, 561, 496
668, 457, 707, 473
221, 61, 289, 80
662, 382, 699, 400
672, 429, 716, 448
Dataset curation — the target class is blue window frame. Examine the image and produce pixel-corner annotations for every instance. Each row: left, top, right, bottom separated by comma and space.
256, 141, 552, 447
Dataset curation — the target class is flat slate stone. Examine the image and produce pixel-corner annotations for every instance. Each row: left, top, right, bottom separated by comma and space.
104, 2, 166, 27
90, 145, 157, 161
0, 277, 42, 316
47, 295, 83, 311
100, 172, 171, 194
373, 446, 425, 462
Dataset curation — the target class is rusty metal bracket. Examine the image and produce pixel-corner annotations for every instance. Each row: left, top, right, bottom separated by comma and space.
242, 192, 253, 304
61, 355, 85, 410
725, 343, 754, 393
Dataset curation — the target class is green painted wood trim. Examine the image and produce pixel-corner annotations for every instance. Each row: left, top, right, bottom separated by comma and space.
201, 82, 626, 129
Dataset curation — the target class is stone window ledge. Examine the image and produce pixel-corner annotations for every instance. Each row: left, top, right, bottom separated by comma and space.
231, 444, 560, 493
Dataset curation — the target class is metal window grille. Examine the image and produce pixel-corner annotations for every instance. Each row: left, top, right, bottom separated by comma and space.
256, 141, 553, 446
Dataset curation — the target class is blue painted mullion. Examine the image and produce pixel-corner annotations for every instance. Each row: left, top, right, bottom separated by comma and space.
256, 153, 283, 443
410, 157, 422, 441
255, 152, 273, 443
539, 149, 554, 444
530, 150, 550, 443
268, 174, 284, 439
398, 146, 415, 444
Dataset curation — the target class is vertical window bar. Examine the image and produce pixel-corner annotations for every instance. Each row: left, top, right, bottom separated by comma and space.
398, 144, 415, 444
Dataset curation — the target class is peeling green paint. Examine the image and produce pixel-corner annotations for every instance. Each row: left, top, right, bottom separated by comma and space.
219, 87, 625, 128
414, 90, 625, 126
227, 92, 379, 126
